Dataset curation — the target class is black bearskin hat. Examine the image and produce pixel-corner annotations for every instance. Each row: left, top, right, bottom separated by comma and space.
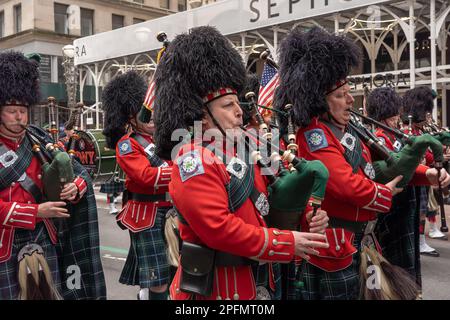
153, 26, 246, 159
401, 86, 435, 124
274, 27, 361, 129
239, 73, 260, 126
101, 71, 147, 149
366, 87, 402, 121
0, 51, 40, 107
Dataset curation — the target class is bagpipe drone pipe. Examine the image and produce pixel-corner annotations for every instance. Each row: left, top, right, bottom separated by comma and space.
240, 91, 329, 231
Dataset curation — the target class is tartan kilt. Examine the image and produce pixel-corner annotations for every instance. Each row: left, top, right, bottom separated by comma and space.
251, 262, 282, 300
119, 208, 170, 288
0, 223, 61, 300
99, 180, 125, 194
417, 186, 429, 214
375, 186, 421, 284
289, 233, 363, 300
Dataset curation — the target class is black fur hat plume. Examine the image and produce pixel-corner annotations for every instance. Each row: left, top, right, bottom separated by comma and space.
101, 71, 147, 149
153, 26, 246, 159
0, 51, 41, 107
401, 86, 435, 124
274, 27, 361, 129
366, 87, 402, 121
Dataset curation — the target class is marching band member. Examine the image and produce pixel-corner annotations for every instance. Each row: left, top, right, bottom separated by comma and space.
0, 51, 106, 300
274, 27, 450, 300
101, 71, 172, 300
153, 26, 330, 300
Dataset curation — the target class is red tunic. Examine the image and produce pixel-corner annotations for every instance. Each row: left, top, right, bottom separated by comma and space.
296, 118, 393, 272
115, 132, 172, 232
169, 142, 297, 300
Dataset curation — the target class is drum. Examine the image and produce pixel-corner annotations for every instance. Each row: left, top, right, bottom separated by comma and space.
73, 130, 118, 184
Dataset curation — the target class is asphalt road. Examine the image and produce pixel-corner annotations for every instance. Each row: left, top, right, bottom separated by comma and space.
94, 189, 450, 300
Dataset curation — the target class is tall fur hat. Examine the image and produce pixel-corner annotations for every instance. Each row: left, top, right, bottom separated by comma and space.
239, 73, 260, 126
366, 87, 402, 121
0, 51, 41, 107
101, 71, 147, 149
153, 26, 246, 159
274, 27, 361, 129
401, 86, 435, 124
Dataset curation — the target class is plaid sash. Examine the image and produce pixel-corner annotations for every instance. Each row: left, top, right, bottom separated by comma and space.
131, 133, 166, 167
321, 121, 363, 173
0, 136, 33, 190
203, 143, 255, 213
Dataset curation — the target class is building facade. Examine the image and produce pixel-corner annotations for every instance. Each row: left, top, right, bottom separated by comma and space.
73, 0, 450, 128
0, 0, 187, 127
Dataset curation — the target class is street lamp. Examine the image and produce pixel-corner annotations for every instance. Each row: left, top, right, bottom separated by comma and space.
62, 44, 78, 122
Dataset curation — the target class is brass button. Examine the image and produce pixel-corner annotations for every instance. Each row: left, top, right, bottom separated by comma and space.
176, 288, 180, 293
37, 174, 42, 179
11, 182, 16, 187
27, 201, 32, 204
216, 296, 222, 300
193, 267, 198, 273
233, 293, 239, 300
273, 230, 280, 235
268, 250, 274, 256
272, 239, 278, 246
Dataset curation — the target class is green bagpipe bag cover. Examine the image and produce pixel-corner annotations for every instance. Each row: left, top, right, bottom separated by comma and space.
372, 134, 443, 188
42, 149, 74, 201
266, 159, 329, 230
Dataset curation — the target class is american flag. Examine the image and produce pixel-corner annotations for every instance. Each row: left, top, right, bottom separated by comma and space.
257, 62, 280, 114
143, 77, 156, 113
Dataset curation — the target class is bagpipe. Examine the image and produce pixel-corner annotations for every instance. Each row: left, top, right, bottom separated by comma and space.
240, 88, 329, 231
24, 97, 74, 202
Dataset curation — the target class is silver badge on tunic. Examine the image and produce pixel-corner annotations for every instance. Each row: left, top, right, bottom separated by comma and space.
17, 173, 26, 182
144, 143, 156, 157
0, 150, 18, 168
255, 193, 270, 216
393, 140, 402, 152
226, 157, 247, 180
364, 163, 376, 180
340, 132, 356, 151
256, 286, 271, 300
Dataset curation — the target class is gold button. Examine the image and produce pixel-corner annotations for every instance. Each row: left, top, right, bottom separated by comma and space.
193, 268, 198, 273
233, 293, 239, 300
11, 182, 16, 187
272, 239, 278, 245
216, 296, 222, 300
176, 288, 180, 293
268, 250, 274, 256
273, 230, 280, 235
37, 174, 42, 179
28, 201, 32, 204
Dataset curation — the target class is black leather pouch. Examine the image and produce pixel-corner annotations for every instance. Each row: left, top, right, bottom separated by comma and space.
179, 242, 215, 296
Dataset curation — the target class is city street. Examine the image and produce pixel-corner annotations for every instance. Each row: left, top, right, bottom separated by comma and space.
94, 189, 450, 300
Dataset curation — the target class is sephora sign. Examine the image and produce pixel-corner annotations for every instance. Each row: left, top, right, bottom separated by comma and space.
74, 0, 393, 65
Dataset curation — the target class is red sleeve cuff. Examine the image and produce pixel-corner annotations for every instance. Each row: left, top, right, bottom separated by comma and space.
2, 202, 38, 229
71, 176, 88, 203
409, 165, 431, 186
252, 228, 295, 262
362, 182, 392, 213
155, 166, 172, 188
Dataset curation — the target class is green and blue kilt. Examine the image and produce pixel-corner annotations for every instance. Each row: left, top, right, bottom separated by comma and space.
288, 233, 363, 300
99, 180, 125, 194
119, 208, 170, 288
252, 262, 282, 300
375, 186, 421, 285
0, 223, 61, 300
56, 161, 107, 300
